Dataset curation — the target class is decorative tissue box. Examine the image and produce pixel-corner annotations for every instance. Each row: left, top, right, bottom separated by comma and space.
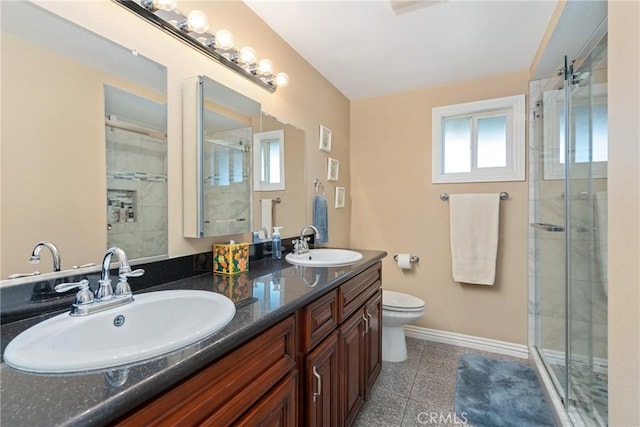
213, 272, 250, 304
213, 242, 249, 275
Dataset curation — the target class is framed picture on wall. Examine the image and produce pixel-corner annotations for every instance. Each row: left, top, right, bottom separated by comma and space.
335, 187, 345, 208
319, 125, 332, 152
327, 157, 339, 181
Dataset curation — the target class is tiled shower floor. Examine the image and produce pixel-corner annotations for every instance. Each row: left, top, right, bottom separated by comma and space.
354, 337, 528, 427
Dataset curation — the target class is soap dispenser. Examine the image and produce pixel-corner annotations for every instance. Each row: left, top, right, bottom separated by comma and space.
271, 227, 283, 260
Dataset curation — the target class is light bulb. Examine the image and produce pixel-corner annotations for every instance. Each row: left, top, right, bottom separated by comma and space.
275, 72, 289, 87
141, 0, 176, 11
153, 0, 177, 11
239, 46, 256, 65
215, 29, 234, 50
184, 10, 209, 34
258, 59, 274, 76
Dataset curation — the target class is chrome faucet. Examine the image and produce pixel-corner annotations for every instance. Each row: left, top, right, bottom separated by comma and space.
98, 247, 144, 300
29, 241, 61, 272
260, 225, 270, 240
55, 247, 144, 316
293, 225, 320, 255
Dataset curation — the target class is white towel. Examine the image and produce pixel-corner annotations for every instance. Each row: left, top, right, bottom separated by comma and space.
261, 199, 273, 235
449, 194, 500, 285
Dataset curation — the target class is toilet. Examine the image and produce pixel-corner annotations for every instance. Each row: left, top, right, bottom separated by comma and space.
382, 290, 425, 362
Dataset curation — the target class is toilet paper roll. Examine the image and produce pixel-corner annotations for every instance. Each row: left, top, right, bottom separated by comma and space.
396, 253, 412, 270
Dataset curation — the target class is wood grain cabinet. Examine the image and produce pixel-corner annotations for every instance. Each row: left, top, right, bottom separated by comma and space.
305, 330, 339, 426
302, 262, 383, 427
364, 289, 382, 397
117, 315, 297, 426
118, 261, 382, 427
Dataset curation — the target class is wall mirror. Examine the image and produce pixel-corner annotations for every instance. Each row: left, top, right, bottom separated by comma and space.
0, 1, 167, 280
253, 114, 306, 239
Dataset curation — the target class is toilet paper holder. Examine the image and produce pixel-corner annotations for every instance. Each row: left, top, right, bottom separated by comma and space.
393, 254, 420, 264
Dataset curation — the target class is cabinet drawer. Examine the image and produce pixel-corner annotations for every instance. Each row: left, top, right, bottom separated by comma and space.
338, 262, 381, 321
301, 289, 338, 352
117, 315, 297, 426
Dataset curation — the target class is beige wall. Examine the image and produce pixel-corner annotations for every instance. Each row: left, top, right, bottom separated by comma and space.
608, 0, 640, 424
1, 0, 350, 276
1, 33, 164, 275
350, 71, 530, 344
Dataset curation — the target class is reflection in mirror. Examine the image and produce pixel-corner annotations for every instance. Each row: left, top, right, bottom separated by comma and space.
1, 1, 167, 279
254, 129, 285, 191
253, 114, 306, 239
105, 86, 168, 260
183, 75, 259, 238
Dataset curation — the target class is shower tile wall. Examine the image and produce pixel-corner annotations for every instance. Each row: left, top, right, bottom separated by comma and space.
106, 128, 168, 259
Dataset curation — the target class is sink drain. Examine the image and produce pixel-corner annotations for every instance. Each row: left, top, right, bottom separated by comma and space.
113, 315, 125, 327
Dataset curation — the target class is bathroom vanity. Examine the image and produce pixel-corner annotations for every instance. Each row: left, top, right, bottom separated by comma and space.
0, 250, 385, 426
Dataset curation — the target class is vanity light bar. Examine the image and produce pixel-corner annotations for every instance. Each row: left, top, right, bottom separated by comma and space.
113, 0, 288, 92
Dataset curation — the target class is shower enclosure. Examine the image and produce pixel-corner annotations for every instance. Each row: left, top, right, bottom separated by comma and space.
530, 33, 608, 426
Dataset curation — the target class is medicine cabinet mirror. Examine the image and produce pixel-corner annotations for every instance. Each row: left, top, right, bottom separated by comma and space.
1, 1, 168, 279
183, 75, 259, 238
183, 76, 307, 240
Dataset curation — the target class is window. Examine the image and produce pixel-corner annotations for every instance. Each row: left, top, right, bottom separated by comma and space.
542, 83, 607, 180
432, 94, 526, 183
253, 129, 285, 191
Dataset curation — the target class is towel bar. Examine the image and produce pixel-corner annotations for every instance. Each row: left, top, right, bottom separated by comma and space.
439, 192, 509, 201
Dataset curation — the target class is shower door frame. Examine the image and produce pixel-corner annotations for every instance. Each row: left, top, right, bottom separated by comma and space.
532, 27, 608, 426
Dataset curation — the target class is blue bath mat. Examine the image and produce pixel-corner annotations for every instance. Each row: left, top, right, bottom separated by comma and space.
454, 354, 555, 427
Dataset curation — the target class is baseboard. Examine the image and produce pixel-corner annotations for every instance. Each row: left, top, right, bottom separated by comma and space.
403, 325, 529, 359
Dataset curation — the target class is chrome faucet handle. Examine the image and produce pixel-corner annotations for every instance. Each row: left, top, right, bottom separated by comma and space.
55, 279, 94, 305
8, 271, 41, 279
115, 269, 144, 297
115, 280, 132, 297
123, 268, 145, 278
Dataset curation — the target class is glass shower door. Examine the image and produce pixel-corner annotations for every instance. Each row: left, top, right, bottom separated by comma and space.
534, 59, 570, 404
534, 33, 608, 427
567, 36, 608, 426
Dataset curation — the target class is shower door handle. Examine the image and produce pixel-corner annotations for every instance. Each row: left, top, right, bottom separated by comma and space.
530, 222, 565, 232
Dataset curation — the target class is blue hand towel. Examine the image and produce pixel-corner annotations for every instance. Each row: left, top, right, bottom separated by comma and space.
313, 195, 328, 243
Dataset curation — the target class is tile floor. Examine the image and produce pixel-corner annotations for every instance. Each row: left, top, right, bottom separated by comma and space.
354, 337, 529, 427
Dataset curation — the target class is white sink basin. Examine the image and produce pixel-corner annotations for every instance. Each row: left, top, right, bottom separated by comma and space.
4, 290, 235, 374
285, 249, 363, 267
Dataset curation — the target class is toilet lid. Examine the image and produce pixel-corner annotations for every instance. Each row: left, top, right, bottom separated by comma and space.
382, 290, 425, 310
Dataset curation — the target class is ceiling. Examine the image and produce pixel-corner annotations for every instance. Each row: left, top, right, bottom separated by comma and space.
244, 0, 558, 100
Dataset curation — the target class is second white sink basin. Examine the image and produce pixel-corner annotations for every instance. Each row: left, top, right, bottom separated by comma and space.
285, 248, 363, 267
4, 290, 235, 374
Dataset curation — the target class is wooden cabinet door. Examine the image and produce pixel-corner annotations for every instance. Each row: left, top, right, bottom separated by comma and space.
364, 290, 382, 397
305, 330, 339, 427
339, 308, 366, 427
234, 372, 297, 427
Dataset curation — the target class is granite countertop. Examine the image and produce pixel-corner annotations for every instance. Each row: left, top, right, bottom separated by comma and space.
0, 249, 386, 426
